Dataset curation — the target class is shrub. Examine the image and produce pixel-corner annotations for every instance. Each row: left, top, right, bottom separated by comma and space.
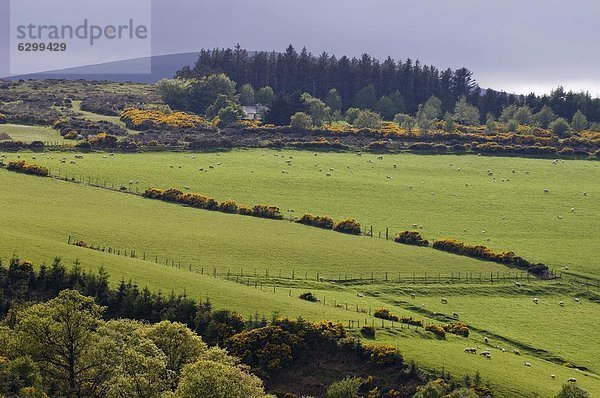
296, 213, 334, 230
289, 112, 313, 130
237, 205, 253, 216
121, 108, 210, 130
326, 376, 362, 398
432, 239, 548, 276
442, 322, 470, 337
394, 231, 429, 246
333, 218, 361, 235
298, 292, 318, 302
557, 383, 590, 398
252, 204, 283, 220
425, 324, 446, 338
363, 345, 403, 367
360, 325, 375, 338
64, 130, 78, 139
6, 160, 49, 177
73, 240, 88, 248
218, 200, 238, 213
0, 113, 7, 124
550, 118, 571, 137
87, 133, 118, 148
399, 316, 423, 327
373, 308, 398, 322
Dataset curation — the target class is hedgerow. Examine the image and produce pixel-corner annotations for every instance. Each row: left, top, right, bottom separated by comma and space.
373, 308, 399, 322
333, 218, 362, 235
6, 160, 49, 177
296, 213, 335, 229
252, 204, 283, 220
432, 238, 549, 276
394, 231, 429, 246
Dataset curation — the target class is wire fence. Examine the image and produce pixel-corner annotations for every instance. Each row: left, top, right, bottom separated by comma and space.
67, 235, 559, 287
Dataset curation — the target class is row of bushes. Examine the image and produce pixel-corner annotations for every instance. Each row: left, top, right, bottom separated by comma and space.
5, 160, 49, 176
432, 239, 549, 276
426, 322, 470, 339
296, 213, 362, 235
394, 231, 430, 246
121, 108, 213, 131
373, 308, 423, 327
142, 187, 283, 220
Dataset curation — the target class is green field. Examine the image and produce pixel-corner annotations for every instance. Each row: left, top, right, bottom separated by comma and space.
0, 123, 69, 143
1, 167, 599, 397
12, 149, 600, 279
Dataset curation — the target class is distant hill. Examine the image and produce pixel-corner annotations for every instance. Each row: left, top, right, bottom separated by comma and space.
2, 52, 202, 83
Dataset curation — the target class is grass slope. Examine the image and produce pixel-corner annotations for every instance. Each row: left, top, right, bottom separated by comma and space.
1, 170, 599, 397
17, 149, 600, 279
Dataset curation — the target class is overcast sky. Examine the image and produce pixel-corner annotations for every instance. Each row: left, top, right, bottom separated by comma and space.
1, 0, 598, 96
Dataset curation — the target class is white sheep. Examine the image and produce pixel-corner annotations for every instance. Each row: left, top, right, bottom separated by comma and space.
583, 192, 588, 196
441, 298, 448, 304
524, 362, 531, 367
559, 301, 564, 307
533, 298, 539, 304
410, 293, 416, 299
484, 337, 489, 344
452, 312, 459, 319
513, 349, 521, 355
325, 173, 332, 177
567, 378, 577, 383
551, 375, 556, 379
544, 189, 550, 193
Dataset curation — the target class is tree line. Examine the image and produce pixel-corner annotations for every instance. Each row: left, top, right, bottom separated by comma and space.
174, 45, 600, 124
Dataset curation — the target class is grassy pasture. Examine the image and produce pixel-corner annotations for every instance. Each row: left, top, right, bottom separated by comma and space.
0, 123, 68, 143
1, 169, 599, 397
14, 149, 600, 279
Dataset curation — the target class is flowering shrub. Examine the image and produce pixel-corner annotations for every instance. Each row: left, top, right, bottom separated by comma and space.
425, 324, 446, 338
360, 325, 376, 338
87, 133, 118, 148
399, 317, 423, 327
363, 345, 403, 367
6, 160, 49, 177
296, 213, 334, 229
333, 218, 362, 235
237, 205, 253, 216
373, 308, 399, 322
121, 108, 210, 130
442, 322, 470, 337
218, 200, 238, 213
252, 204, 283, 220
432, 239, 548, 276
394, 231, 429, 247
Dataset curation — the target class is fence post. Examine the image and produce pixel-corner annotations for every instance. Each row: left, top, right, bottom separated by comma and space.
386, 227, 389, 240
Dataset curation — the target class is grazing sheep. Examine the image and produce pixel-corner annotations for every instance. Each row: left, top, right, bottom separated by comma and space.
524, 362, 531, 367
567, 378, 577, 383
209, 165, 214, 169
128, 180, 134, 185
329, 168, 334, 171
452, 312, 460, 319
513, 349, 521, 355
393, 164, 397, 168
103, 155, 107, 159
70, 160, 76, 164
386, 176, 392, 179
325, 173, 332, 177
178, 165, 182, 168
501, 348, 506, 352
558, 215, 563, 220
479, 350, 490, 356
484, 337, 489, 344
31, 156, 36, 160
464, 348, 477, 354
199, 168, 204, 172
559, 301, 564, 307
575, 298, 580, 303
533, 298, 539, 304
544, 189, 550, 193
441, 298, 448, 304
583, 192, 588, 196
184, 186, 190, 190
515, 282, 522, 287
570, 208, 575, 212
377, 156, 383, 160
410, 293, 416, 299
525, 171, 530, 175
357, 293, 364, 298
551, 375, 556, 379
169, 165, 173, 168
314, 153, 318, 156
109, 153, 114, 156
